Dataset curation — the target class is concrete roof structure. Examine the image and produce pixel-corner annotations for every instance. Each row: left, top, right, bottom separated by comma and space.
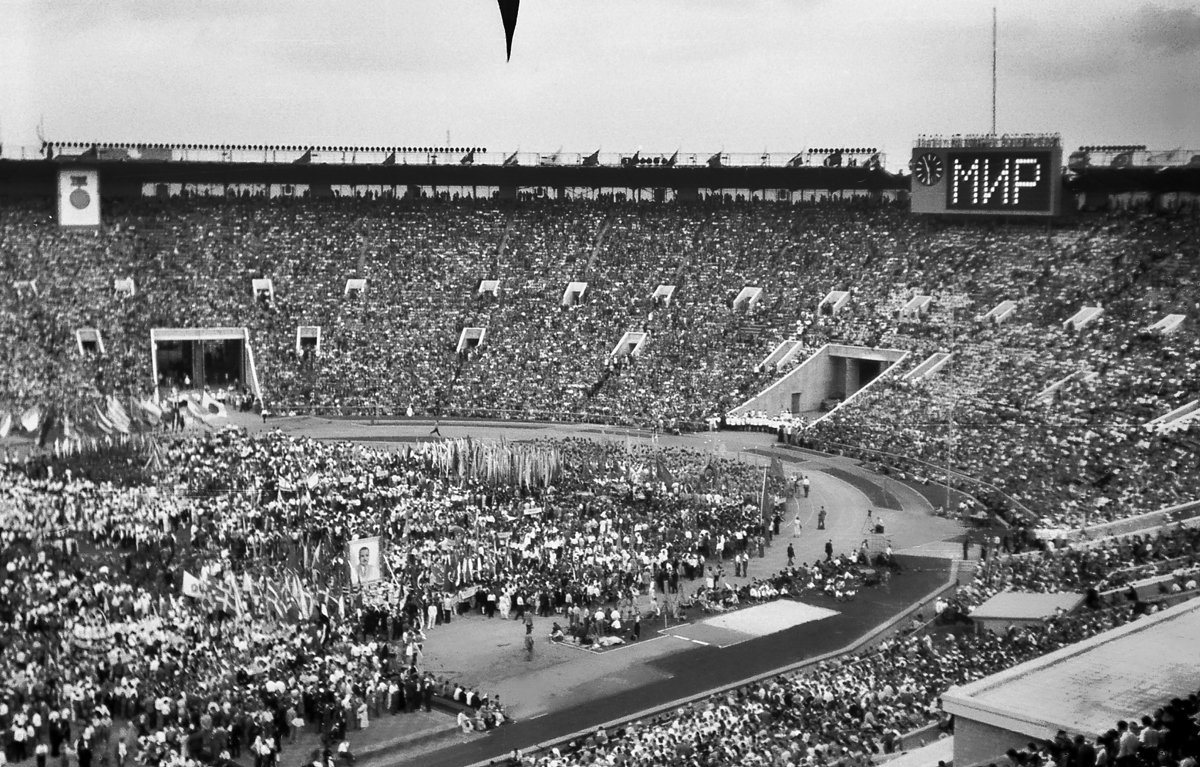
944, 599, 1200, 740
969, 591, 1085, 622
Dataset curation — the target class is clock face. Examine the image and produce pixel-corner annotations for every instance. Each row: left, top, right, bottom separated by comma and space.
913, 152, 944, 186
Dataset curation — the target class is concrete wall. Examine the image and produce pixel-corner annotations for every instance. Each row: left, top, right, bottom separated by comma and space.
844, 356, 862, 393
730, 344, 840, 415
954, 718, 1028, 767
975, 616, 1045, 635
731, 344, 908, 417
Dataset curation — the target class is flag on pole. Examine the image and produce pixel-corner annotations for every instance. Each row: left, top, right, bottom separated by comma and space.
759, 464, 772, 525
106, 396, 132, 434
769, 456, 787, 482
20, 405, 42, 433
200, 391, 228, 419
37, 405, 58, 448
182, 571, 206, 599
656, 454, 675, 486
93, 402, 115, 434
186, 398, 210, 423
138, 398, 163, 420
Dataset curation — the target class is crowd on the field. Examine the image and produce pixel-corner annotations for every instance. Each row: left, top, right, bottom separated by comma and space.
0, 428, 805, 767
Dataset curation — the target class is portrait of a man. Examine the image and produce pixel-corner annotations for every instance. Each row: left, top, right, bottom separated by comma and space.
347, 537, 382, 585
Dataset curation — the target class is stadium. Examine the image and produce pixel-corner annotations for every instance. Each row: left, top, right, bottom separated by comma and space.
2, 4, 1200, 767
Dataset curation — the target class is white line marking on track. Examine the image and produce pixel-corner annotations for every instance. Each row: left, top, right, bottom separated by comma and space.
668, 635, 711, 646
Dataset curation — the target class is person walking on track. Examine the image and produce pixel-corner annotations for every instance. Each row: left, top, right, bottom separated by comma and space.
524, 616, 535, 660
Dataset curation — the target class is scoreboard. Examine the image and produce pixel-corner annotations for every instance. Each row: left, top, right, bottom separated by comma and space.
909, 144, 1062, 217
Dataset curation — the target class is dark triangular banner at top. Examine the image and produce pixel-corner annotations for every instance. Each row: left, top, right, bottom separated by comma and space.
294, 150, 312, 165
382, 152, 396, 166
665, 150, 678, 167
460, 149, 475, 165
503, 150, 520, 167
582, 150, 600, 167
498, 0, 519, 61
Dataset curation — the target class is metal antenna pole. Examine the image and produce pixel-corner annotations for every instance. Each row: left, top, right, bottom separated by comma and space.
992, 6, 998, 135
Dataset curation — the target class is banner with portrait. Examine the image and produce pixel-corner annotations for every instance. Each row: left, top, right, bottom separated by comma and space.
347, 536, 382, 586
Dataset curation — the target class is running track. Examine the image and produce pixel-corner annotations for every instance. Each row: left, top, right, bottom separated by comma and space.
378, 555, 950, 767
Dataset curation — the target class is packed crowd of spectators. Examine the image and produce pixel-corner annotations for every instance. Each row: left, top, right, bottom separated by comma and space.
3, 195, 1199, 527
524, 605, 1150, 767
1000, 692, 1199, 767
2, 193, 1199, 767
962, 523, 1200, 598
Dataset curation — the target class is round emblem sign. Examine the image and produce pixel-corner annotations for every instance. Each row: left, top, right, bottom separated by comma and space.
70, 189, 91, 210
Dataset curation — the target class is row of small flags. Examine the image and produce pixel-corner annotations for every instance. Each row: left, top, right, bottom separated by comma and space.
466, 149, 882, 169
295, 146, 884, 169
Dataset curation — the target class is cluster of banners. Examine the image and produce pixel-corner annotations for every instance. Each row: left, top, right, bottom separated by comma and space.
413, 437, 561, 489
183, 537, 390, 624
182, 566, 345, 623
1, 396, 138, 454
0, 391, 229, 454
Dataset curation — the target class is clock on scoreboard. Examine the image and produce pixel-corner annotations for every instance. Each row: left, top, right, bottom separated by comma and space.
909, 143, 1062, 217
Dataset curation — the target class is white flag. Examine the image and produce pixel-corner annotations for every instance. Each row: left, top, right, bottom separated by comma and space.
200, 392, 228, 419
20, 405, 42, 433
182, 571, 207, 599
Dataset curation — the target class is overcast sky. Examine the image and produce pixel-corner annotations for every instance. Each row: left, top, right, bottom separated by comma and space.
2, 0, 1198, 169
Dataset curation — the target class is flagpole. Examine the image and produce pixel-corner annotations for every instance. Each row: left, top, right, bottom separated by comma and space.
759, 464, 769, 528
